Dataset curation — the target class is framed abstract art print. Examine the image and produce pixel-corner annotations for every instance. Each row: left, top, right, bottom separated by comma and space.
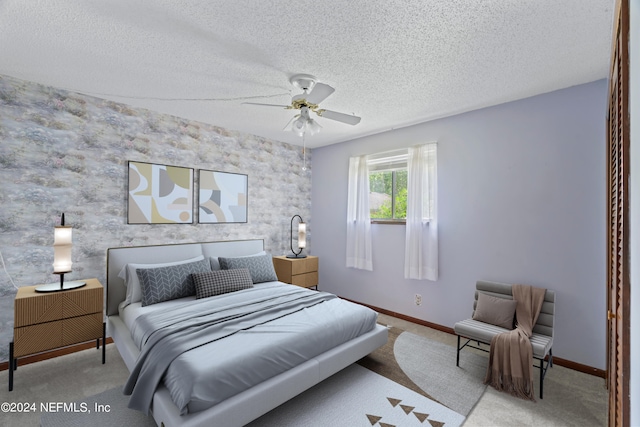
198, 169, 248, 224
127, 161, 194, 224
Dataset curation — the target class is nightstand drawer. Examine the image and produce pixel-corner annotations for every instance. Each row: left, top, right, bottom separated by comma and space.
14, 293, 64, 328
63, 286, 103, 318
63, 312, 103, 346
291, 257, 318, 275
14, 321, 64, 357
14, 312, 103, 357
291, 271, 318, 288
14, 279, 103, 327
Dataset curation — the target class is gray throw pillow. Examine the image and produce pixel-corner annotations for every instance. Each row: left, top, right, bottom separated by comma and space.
218, 253, 278, 283
192, 268, 254, 299
136, 258, 211, 306
472, 292, 517, 329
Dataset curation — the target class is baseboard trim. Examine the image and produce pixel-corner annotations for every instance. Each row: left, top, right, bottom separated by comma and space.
0, 338, 114, 372
343, 297, 607, 379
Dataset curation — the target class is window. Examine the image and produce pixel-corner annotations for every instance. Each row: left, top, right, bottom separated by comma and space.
349, 144, 437, 278
367, 149, 408, 222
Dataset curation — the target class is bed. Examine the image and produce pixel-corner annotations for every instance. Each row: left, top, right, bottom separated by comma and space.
106, 239, 388, 427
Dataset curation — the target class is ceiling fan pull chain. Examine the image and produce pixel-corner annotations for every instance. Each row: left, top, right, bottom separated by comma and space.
302, 132, 307, 171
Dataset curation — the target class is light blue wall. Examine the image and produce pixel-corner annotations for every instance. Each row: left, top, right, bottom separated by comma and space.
311, 80, 608, 369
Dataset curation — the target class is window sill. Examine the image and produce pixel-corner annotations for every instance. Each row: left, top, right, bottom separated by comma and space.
371, 220, 406, 225
370, 219, 431, 225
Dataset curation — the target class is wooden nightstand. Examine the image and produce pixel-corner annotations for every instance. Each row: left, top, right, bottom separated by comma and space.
272, 256, 319, 289
8, 278, 105, 391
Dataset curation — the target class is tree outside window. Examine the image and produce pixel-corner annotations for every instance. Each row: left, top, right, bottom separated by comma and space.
369, 169, 407, 220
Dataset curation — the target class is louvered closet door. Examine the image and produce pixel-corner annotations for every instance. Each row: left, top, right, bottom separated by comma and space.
606, 1, 630, 426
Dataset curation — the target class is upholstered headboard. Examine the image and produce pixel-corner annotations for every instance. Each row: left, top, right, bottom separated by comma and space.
106, 239, 264, 316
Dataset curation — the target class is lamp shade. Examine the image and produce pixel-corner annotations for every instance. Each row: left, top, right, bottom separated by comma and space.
53, 225, 72, 273
298, 222, 306, 249
36, 213, 86, 292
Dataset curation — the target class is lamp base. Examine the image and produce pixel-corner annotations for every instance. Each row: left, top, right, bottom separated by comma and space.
286, 254, 307, 259
35, 280, 86, 293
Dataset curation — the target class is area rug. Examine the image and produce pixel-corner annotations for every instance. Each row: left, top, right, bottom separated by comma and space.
247, 363, 465, 427
395, 330, 488, 416
42, 327, 487, 427
357, 327, 488, 417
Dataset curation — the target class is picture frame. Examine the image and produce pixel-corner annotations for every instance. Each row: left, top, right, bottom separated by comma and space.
198, 169, 248, 224
127, 161, 194, 224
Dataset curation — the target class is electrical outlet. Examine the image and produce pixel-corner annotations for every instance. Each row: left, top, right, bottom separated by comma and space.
415, 294, 422, 306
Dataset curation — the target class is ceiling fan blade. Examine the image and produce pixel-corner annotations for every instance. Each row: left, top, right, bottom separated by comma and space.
242, 102, 290, 108
305, 83, 335, 105
316, 109, 361, 125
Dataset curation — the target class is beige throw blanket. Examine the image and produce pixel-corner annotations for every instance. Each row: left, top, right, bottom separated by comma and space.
484, 284, 546, 401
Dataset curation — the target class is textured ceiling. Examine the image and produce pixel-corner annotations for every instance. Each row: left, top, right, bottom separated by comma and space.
0, 0, 614, 148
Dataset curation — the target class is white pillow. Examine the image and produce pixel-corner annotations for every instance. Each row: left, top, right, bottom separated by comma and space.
117, 255, 205, 308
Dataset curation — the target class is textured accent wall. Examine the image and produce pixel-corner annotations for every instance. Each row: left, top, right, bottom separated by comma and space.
0, 74, 311, 362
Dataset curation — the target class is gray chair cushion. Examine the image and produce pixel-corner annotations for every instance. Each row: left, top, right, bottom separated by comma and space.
472, 292, 517, 329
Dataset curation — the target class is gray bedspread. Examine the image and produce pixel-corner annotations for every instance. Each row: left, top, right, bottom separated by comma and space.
123, 283, 377, 415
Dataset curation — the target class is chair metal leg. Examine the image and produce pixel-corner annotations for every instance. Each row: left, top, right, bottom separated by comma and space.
539, 357, 544, 399
538, 348, 553, 399
456, 335, 461, 366
102, 322, 106, 364
8, 341, 14, 391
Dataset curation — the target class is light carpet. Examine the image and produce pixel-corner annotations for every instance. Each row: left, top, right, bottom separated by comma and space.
41, 328, 487, 426
40, 386, 155, 427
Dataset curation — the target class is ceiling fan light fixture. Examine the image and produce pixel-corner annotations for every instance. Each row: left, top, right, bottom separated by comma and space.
292, 116, 306, 136
289, 106, 321, 137
306, 118, 321, 135
291, 106, 322, 136
290, 117, 320, 137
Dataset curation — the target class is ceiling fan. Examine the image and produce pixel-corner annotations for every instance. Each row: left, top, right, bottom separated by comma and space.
243, 74, 361, 136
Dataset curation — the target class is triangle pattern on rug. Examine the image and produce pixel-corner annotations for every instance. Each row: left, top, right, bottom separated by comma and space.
387, 397, 402, 407
400, 404, 415, 414
367, 414, 383, 425
378, 396, 447, 426
414, 411, 429, 422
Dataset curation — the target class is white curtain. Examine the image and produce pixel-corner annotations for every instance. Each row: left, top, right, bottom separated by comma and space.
404, 143, 438, 280
346, 155, 373, 270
